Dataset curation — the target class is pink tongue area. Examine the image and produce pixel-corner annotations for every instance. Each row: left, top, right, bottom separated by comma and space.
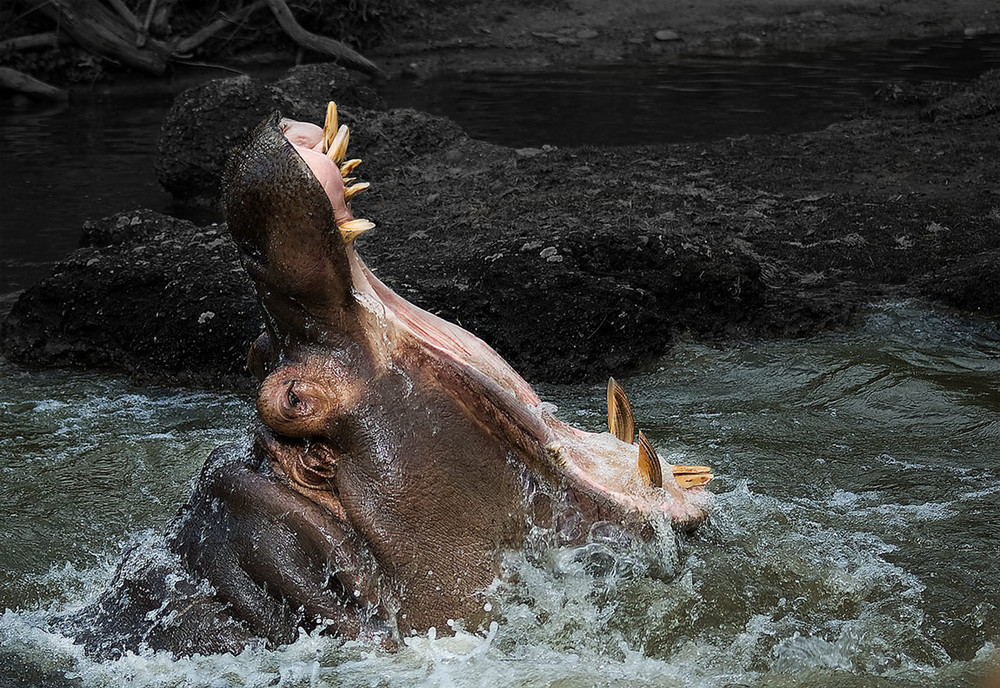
281, 121, 353, 226
278, 118, 538, 405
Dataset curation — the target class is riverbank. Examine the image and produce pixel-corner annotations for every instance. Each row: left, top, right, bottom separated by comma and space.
1, 62, 997, 388
371, 0, 1000, 76
2, 0, 998, 90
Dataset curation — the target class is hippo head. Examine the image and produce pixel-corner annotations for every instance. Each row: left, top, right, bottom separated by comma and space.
222, 106, 713, 639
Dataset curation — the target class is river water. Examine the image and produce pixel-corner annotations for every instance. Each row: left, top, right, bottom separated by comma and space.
1, 305, 998, 686
2, 33, 1000, 688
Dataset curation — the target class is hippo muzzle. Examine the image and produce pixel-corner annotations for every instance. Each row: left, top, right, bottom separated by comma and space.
216, 106, 714, 642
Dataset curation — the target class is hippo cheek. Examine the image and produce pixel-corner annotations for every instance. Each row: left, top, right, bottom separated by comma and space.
253, 365, 528, 635
322, 373, 530, 633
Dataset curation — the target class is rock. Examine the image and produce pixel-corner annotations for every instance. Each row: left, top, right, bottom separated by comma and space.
576, 28, 598, 40
0, 210, 261, 390
654, 30, 680, 42
919, 69, 1000, 122
516, 147, 544, 158
156, 64, 383, 205
734, 33, 764, 48
9, 70, 999, 389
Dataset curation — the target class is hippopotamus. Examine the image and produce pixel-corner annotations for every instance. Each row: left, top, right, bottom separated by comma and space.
67, 105, 713, 657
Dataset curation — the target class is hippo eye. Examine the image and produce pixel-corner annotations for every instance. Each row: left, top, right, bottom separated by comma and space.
287, 383, 301, 408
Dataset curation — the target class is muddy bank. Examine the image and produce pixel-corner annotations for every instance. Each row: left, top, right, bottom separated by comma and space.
373, 0, 1000, 76
2, 65, 997, 388
2, 1, 998, 90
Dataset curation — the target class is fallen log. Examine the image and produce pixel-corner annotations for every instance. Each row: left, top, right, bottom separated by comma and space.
264, 0, 384, 77
0, 66, 67, 99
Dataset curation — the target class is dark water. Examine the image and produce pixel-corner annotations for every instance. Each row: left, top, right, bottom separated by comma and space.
2, 34, 999, 297
2, 35, 1000, 686
380, 33, 1000, 147
1, 305, 998, 686
0, 91, 175, 297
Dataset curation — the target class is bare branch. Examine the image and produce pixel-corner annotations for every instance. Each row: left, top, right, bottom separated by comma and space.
105, 0, 142, 34
263, 0, 384, 77
0, 65, 67, 99
137, 0, 157, 47
0, 32, 59, 52
172, 0, 266, 56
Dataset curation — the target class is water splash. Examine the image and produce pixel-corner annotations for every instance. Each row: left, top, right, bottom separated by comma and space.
2, 305, 1000, 686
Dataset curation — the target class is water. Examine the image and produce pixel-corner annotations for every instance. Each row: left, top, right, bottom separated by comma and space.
0, 91, 177, 298
2, 34, 999, 298
381, 33, 1000, 147
3, 32, 1000, 686
1, 304, 998, 686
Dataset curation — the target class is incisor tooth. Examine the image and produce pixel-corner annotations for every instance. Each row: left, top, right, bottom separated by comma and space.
675, 473, 714, 489
671, 465, 712, 475
340, 159, 362, 177
322, 102, 338, 154
327, 124, 350, 163
338, 218, 375, 243
637, 431, 663, 488
607, 377, 635, 444
344, 182, 370, 202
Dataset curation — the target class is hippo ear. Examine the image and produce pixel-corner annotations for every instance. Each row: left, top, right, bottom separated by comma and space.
224, 113, 363, 349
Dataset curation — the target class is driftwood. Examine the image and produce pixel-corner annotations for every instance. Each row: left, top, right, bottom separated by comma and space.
0, 32, 60, 52
12, 0, 383, 79
28, 0, 170, 74
0, 66, 67, 99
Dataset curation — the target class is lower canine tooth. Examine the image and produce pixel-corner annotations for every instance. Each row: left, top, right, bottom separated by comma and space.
637, 431, 664, 488
607, 377, 635, 444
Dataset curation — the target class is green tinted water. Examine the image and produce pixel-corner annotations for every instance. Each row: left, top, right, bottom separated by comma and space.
1, 304, 997, 686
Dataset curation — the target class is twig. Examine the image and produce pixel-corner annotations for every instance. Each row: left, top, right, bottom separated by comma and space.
149, 0, 176, 34
172, 0, 266, 56
263, 0, 384, 77
0, 32, 59, 52
138, 0, 157, 47
105, 0, 142, 34
0, 66, 67, 99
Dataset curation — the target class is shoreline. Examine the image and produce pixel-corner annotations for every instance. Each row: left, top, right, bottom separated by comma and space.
2, 1, 998, 92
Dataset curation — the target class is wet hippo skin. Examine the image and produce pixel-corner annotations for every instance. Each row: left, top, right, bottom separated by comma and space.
66, 106, 713, 657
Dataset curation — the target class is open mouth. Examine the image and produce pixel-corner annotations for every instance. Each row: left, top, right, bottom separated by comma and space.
228, 103, 714, 533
